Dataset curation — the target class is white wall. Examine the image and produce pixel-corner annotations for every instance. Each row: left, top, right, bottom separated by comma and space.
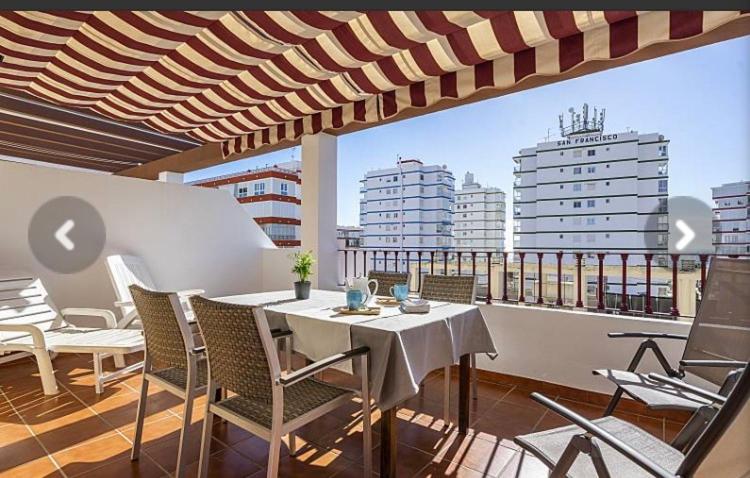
475, 303, 710, 394
0, 161, 275, 325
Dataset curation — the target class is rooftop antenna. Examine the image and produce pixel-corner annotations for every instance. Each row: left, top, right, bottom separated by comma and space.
600, 108, 606, 131
582, 103, 589, 130
558, 114, 564, 137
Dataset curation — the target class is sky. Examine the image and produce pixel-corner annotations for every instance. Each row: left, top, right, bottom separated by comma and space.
185, 36, 750, 228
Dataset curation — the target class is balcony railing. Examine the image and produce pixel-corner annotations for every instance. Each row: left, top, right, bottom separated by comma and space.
338, 249, 749, 319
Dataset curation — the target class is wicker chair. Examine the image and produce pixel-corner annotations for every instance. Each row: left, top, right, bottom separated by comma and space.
129, 285, 206, 478
367, 270, 411, 297
420, 274, 480, 423
190, 296, 372, 478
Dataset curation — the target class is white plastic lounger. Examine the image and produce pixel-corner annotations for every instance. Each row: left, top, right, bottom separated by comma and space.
0, 274, 144, 395
106, 254, 204, 328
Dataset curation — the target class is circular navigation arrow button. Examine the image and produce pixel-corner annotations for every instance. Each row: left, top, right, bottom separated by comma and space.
28, 196, 106, 274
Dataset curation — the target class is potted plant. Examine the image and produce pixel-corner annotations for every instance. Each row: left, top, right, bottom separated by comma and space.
291, 250, 315, 299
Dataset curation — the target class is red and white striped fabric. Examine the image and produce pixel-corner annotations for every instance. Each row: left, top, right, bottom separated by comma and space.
0, 11, 746, 159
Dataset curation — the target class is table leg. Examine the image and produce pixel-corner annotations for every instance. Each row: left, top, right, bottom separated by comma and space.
380, 407, 398, 478
458, 354, 470, 434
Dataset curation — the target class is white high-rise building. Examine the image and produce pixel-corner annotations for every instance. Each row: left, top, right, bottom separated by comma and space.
454, 172, 505, 253
712, 181, 749, 255
360, 159, 454, 268
513, 105, 669, 265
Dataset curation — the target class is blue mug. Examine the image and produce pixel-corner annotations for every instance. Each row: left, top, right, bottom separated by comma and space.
390, 284, 409, 302
346, 289, 364, 310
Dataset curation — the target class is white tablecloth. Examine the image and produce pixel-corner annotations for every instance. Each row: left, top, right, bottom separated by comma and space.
214, 289, 497, 410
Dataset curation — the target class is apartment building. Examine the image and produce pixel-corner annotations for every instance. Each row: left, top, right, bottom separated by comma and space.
712, 181, 750, 255
513, 106, 669, 265
337, 225, 363, 249
191, 161, 301, 247
454, 172, 505, 254
360, 159, 454, 268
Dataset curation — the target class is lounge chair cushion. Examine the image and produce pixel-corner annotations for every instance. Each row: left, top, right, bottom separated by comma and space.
594, 369, 712, 411
1, 327, 144, 354
516, 416, 684, 478
150, 359, 208, 390
217, 378, 351, 428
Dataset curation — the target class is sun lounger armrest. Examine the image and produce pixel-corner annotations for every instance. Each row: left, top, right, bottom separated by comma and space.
0, 324, 47, 348
647, 373, 727, 404
114, 300, 133, 308
608, 332, 688, 340
278, 347, 369, 387
526, 393, 676, 478
680, 359, 747, 369
60, 308, 117, 328
177, 289, 205, 298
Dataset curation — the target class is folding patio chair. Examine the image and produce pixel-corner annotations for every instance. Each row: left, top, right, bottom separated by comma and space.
594, 258, 750, 450
129, 285, 206, 478
0, 273, 144, 395
513, 366, 750, 477
105, 254, 205, 328
190, 296, 372, 478
420, 274, 493, 423
367, 270, 411, 296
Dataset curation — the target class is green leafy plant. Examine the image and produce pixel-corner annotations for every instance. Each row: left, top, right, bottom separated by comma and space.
291, 250, 315, 283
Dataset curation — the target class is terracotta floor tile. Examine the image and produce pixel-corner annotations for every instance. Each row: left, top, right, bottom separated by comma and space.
0, 423, 48, 472
496, 389, 548, 411
372, 443, 435, 477
52, 433, 133, 477
183, 448, 261, 478
471, 402, 545, 442
250, 443, 353, 478
665, 420, 685, 443
231, 434, 293, 466
432, 431, 518, 477
75, 454, 165, 478
0, 455, 62, 478
121, 415, 185, 449
415, 459, 488, 478
495, 450, 551, 478
142, 429, 225, 473
314, 414, 379, 461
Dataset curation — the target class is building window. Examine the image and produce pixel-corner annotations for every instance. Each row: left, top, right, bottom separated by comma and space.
420, 174, 424, 180
280, 183, 288, 196
573, 201, 581, 208
586, 182, 596, 191
573, 167, 582, 175
393, 175, 398, 182
657, 163, 668, 176
587, 217, 596, 225
559, 218, 564, 222
559, 234, 564, 239
658, 180, 668, 193
560, 168, 564, 173
605, 199, 610, 204
236, 185, 248, 198
587, 166, 596, 173
559, 184, 564, 189
573, 150, 582, 158
605, 233, 610, 239
587, 149, 596, 157
658, 145, 668, 157
253, 183, 265, 195
587, 200, 596, 207
573, 183, 582, 192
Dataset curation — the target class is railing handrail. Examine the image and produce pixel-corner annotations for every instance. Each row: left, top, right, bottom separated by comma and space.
337, 248, 748, 319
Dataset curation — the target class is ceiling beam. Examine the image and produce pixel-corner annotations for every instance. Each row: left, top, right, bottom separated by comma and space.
115, 16, 750, 180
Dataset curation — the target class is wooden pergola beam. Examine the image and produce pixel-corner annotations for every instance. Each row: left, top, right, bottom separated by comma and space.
116, 16, 750, 181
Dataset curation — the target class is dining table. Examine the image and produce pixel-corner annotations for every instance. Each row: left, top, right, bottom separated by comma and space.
214, 289, 497, 478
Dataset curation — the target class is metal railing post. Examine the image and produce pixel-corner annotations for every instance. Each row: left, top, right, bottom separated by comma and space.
394, 251, 399, 273
644, 254, 653, 314
575, 253, 583, 308
597, 253, 605, 311
430, 251, 435, 275
353, 250, 358, 277
502, 252, 508, 302
670, 254, 680, 317
384, 251, 389, 272
344, 250, 348, 280
536, 253, 544, 304
556, 252, 563, 306
518, 252, 526, 303
620, 253, 629, 312
417, 251, 423, 291
486, 252, 493, 304
457, 252, 462, 275
443, 251, 448, 275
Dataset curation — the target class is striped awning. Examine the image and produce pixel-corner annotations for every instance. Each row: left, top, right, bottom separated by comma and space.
1, 11, 747, 162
